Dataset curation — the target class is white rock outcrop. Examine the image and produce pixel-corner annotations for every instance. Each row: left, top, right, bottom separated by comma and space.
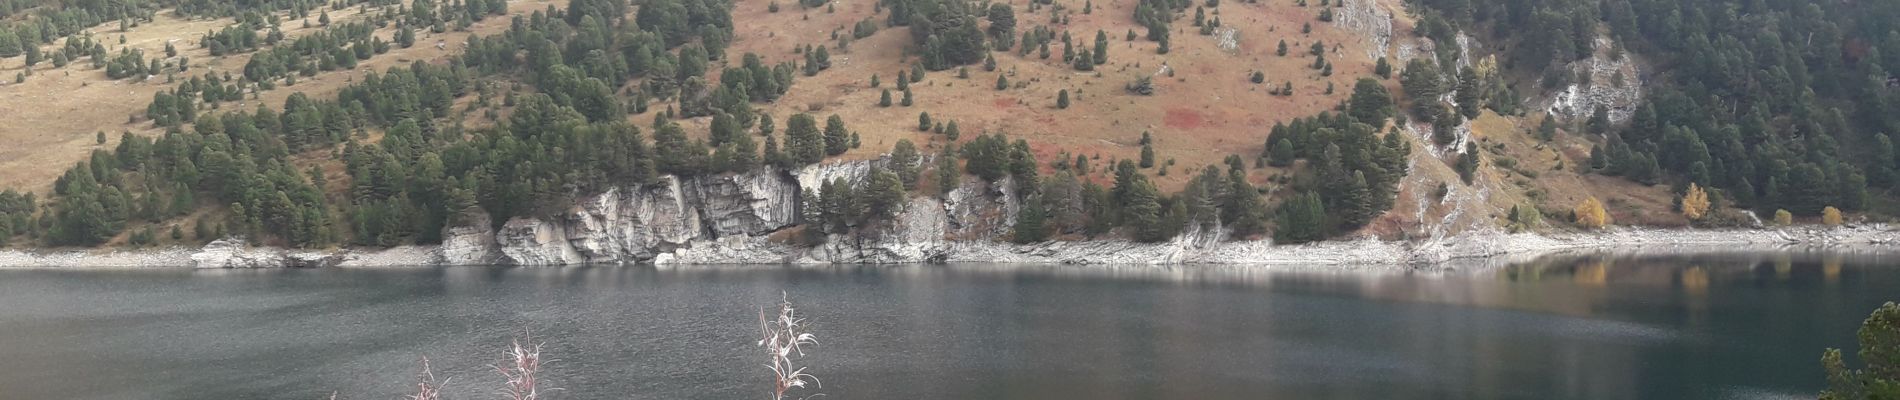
1542, 35, 1645, 123
189, 238, 343, 268
8, 161, 1900, 269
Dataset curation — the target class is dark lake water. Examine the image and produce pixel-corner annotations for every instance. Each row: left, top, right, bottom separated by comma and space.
0, 251, 1895, 400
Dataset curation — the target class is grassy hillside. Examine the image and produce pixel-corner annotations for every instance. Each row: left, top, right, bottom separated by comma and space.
0, 0, 566, 193
0, 0, 1775, 249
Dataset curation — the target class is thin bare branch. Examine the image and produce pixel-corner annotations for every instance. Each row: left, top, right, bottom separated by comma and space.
761, 292, 822, 400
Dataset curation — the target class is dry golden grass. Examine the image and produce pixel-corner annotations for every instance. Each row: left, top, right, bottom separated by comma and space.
694, 0, 1385, 191
16, 0, 1675, 232
1465, 110, 1681, 229
4, 0, 1382, 195
0, 0, 566, 194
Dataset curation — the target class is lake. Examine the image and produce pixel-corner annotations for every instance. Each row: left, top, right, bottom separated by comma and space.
0, 251, 1893, 399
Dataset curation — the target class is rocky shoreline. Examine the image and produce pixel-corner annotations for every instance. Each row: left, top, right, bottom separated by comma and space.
0, 225, 1895, 269
4, 160, 1898, 269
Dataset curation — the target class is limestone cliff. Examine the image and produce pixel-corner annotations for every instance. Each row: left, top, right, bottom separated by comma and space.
10, 158, 1900, 269
468, 159, 1025, 265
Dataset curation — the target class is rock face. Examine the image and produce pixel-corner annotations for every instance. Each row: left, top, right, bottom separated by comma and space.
438, 158, 1900, 266
1542, 34, 1645, 123
190, 239, 343, 268
437, 213, 500, 265
442, 158, 1049, 265
13, 159, 1900, 269
473, 162, 838, 265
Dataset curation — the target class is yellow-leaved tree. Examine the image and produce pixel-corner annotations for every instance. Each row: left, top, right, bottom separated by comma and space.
1574, 196, 1610, 229
1774, 209, 1794, 226
1822, 206, 1844, 226
1681, 183, 1710, 220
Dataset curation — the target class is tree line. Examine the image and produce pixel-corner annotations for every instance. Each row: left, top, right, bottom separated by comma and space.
1412, 0, 1900, 218
3, 0, 1418, 249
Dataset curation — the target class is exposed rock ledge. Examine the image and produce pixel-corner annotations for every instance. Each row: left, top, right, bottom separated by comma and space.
2, 226, 1896, 269
3, 160, 1899, 268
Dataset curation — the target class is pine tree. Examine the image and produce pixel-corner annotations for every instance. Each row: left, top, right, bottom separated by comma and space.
901, 88, 914, 106
879, 89, 893, 107
996, 74, 1009, 90
398, 25, 417, 48
1013, 194, 1050, 243
891, 139, 921, 189
1057, 89, 1071, 109
1270, 139, 1296, 166
1125, 179, 1166, 242
936, 145, 960, 197
764, 132, 789, 169
1063, 33, 1075, 62
861, 169, 906, 221
1274, 192, 1326, 244
1139, 143, 1155, 168
918, 112, 933, 131
1092, 30, 1109, 65
1538, 116, 1559, 141
653, 122, 704, 176
1587, 105, 1611, 134
823, 115, 849, 156
987, 3, 1018, 50
1818, 302, 1900, 400
1328, 169, 1372, 227
0, 29, 20, 58
1455, 142, 1480, 184
1348, 78, 1394, 124
193, 220, 213, 241
1507, 204, 1542, 232
786, 113, 825, 164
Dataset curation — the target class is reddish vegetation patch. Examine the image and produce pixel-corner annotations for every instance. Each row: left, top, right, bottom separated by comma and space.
1028, 141, 1067, 162
1034, 114, 1057, 125
1164, 108, 1206, 129
994, 97, 1016, 109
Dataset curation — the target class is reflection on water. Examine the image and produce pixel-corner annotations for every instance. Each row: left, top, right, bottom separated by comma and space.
0, 251, 1894, 400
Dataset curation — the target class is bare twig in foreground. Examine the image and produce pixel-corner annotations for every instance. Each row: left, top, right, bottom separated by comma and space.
494, 333, 552, 400
406, 357, 447, 400
759, 293, 821, 400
